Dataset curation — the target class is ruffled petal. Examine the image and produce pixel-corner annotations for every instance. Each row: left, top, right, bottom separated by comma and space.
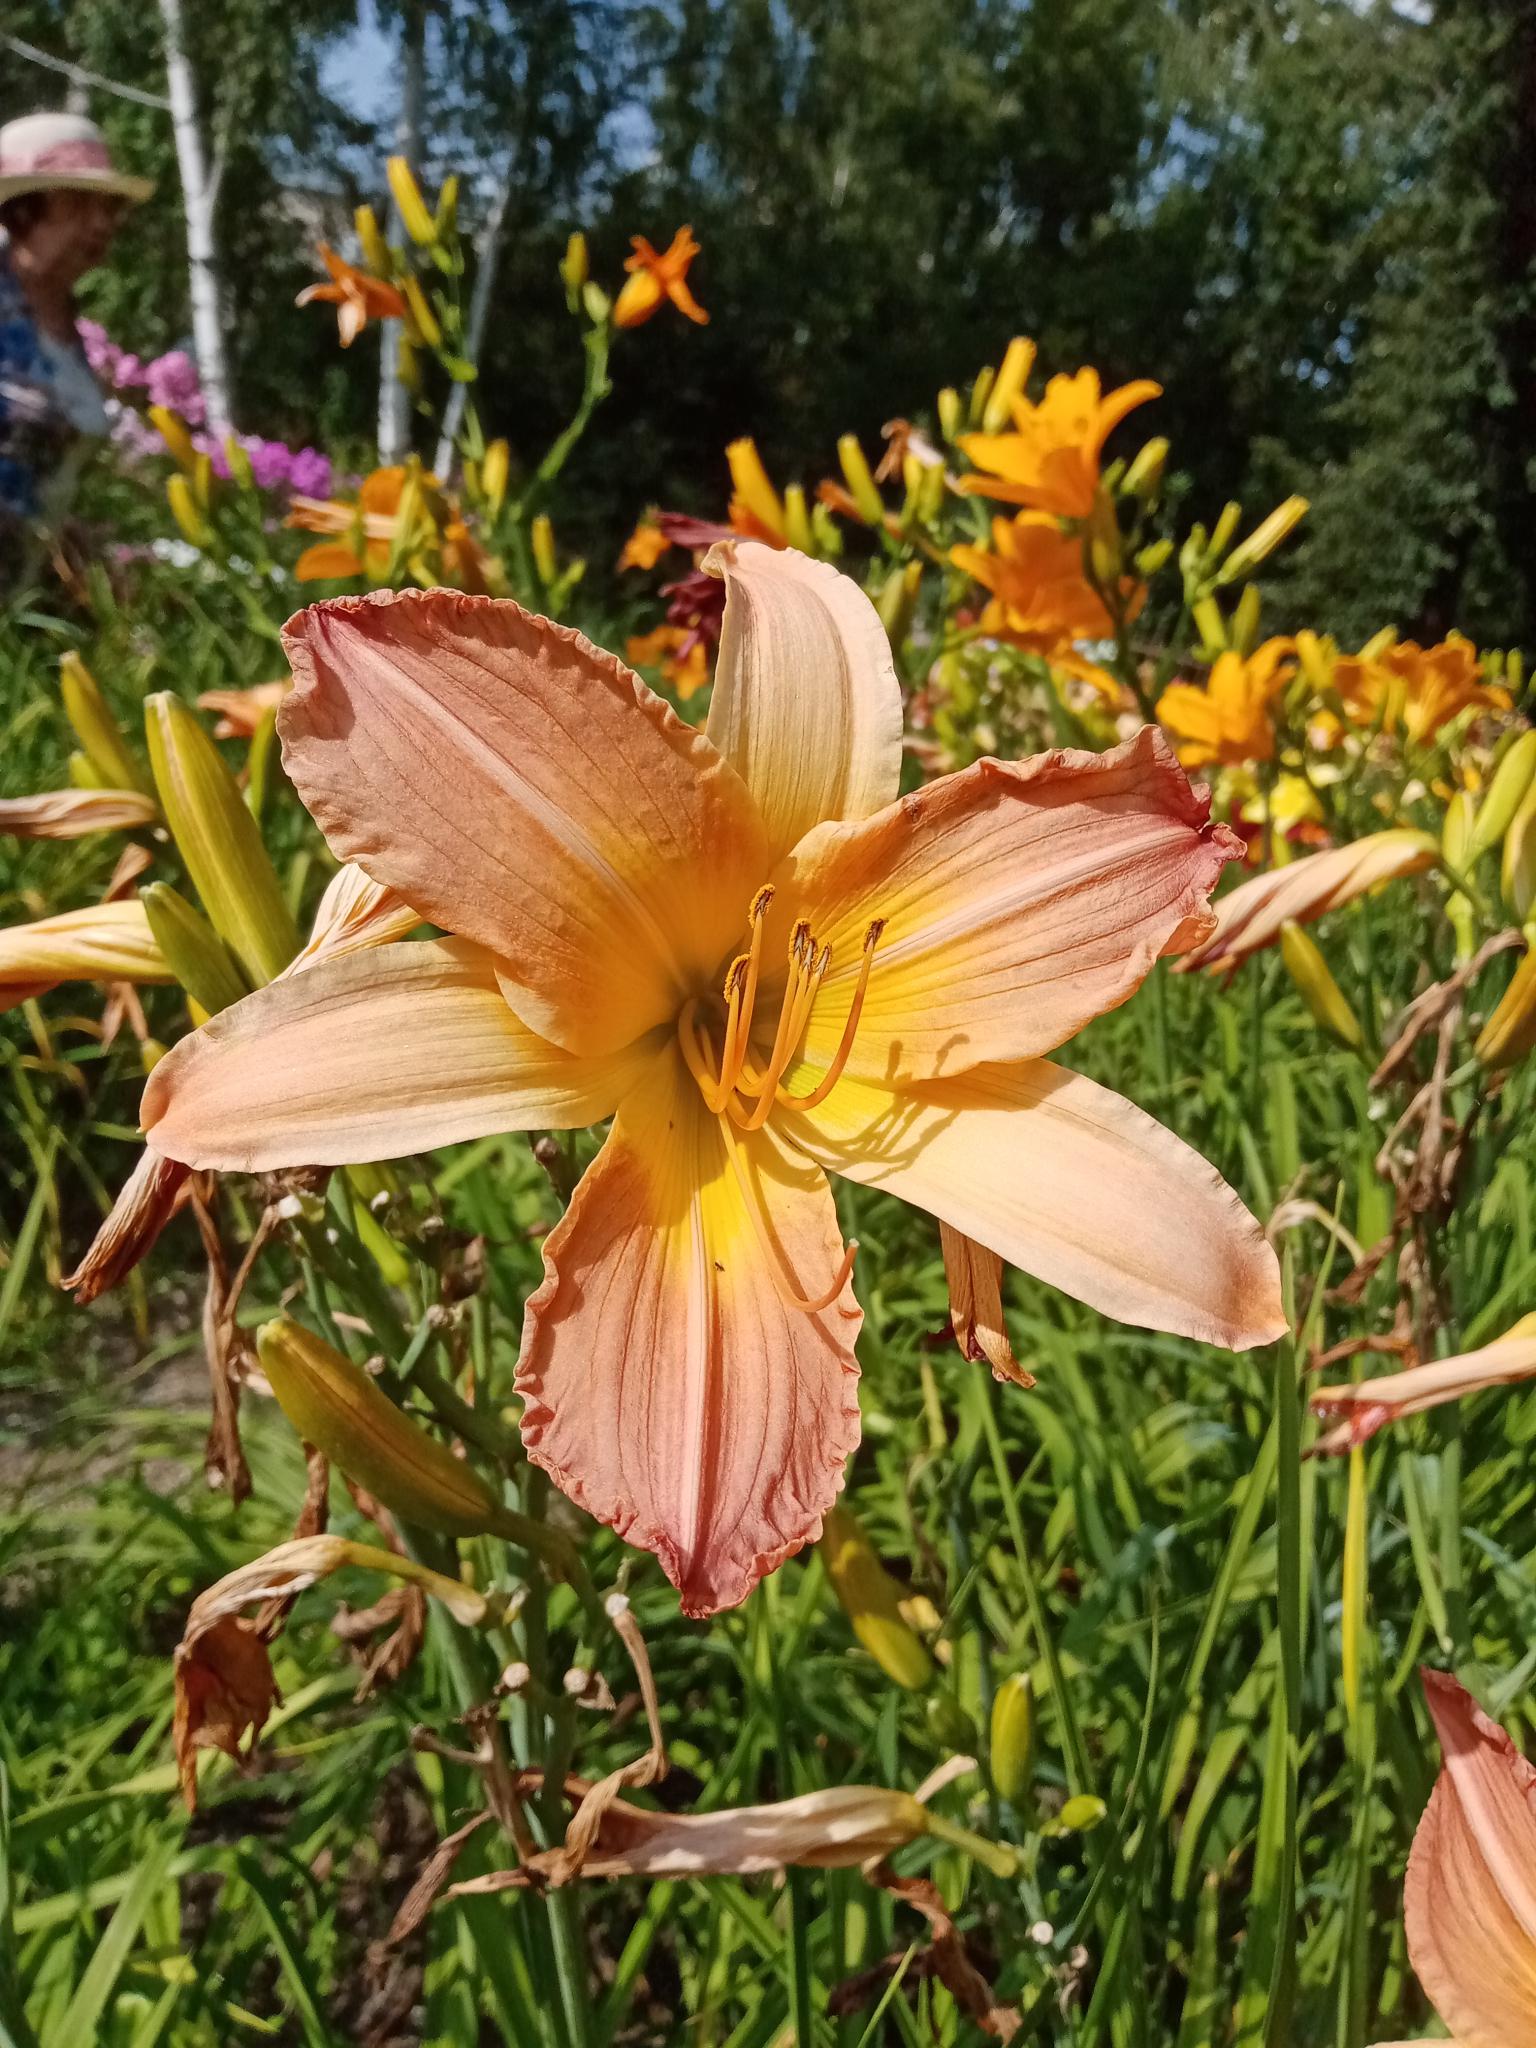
765, 726, 1240, 1083
280, 590, 767, 1057
791, 1059, 1285, 1351
704, 540, 903, 863
144, 938, 651, 1172
517, 1043, 862, 1616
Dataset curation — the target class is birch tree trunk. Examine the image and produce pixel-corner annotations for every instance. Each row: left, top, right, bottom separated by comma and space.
433, 164, 515, 477
377, 0, 426, 463
158, 0, 233, 432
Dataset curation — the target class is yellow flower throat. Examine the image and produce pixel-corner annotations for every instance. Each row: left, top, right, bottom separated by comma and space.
674, 884, 885, 1314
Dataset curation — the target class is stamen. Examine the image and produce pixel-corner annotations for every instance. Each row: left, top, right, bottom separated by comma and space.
731, 931, 830, 1131
676, 995, 732, 1113
719, 1114, 858, 1314
718, 885, 773, 1098
777, 919, 885, 1111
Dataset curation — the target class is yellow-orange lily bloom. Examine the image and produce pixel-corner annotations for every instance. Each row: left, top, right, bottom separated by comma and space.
197, 679, 292, 739
1156, 639, 1297, 770
1176, 828, 1440, 973
950, 517, 1115, 657
612, 227, 708, 330
618, 519, 671, 572
138, 545, 1285, 1614
1311, 1315, 1536, 1456
295, 244, 408, 347
1385, 1670, 1536, 2047
1335, 636, 1510, 745
0, 899, 172, 1014
626, 625, 711, 701
958, 365, 1162, 520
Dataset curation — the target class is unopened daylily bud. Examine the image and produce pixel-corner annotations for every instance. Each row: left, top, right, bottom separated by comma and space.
1294, 628, 1335, 691
1280, 920, 1364, 1050
59, 652, 150, 795
144, 693, 300, 986
1206, 501, 1242, 563
1442, 789, 1478, 961
560, 230, 589, 307
1469, 729, 1536, 863
726, 437, 786, 541
166, 474, 212, 549
936, 386, 962, 440
1231, 583, 1262, 657
819, 1505, 933, 1690
1503, 777, 1536, 922
1135, 536, 1173, 577
481, 437, 509, 515
981, 335, 1033, 433
433, 173, 459, 241
875, 561, 922, 649
843, 430, 888, 524
1122, 436, 1169, 497
581, 280, 611, 325
990, 1672, 1036, 1803
782, 482, 814, 555
530, 513, 558, 586
258, 1319, 506, 1537
967, 363, 995, 427
68, 750, 103, 790
1476, 948, 1536, 1070
191, 451, 212, 510
148, 404, 197, 473
354, 202, 390, 279
926, 1690, 978, 1753
396, 331, 422, 393
1215, 495, 1309, 584
1191, 595, 1225, 658
402, 274, 442, 348
386, 155, 437, 245
142, 883, 249, 1015
222, 436, 254, 491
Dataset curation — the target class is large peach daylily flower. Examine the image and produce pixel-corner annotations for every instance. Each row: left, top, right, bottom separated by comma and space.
612, 226, 708, 330
1377, 1671, 1536, 2048
1176, 828, 1440, 974
139, 543, 1285, 1614
1336, 637, 1510, 746
1157, 639, 1297, 771
950, 516, 1115, 657
1311, 1316, 1536, 1456
295, 244, 408, 347
958, 366, 1162, 520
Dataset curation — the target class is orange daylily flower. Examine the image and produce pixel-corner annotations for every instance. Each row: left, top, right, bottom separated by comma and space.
626, 625, 711, 701
950, 517, 1116, 657
618, 520, 671, 572
289, 466, 409, 581
139, 546, 1285, 1615
612, 226, 708, 330
958, 363, 1162, 520
198, 679, 292, 739
1176, 828, 1440, 974
1311, 1315, 1536, 1455
295, 244, 408, 347
1335, 636, 1510, 745
1384, 1671, 1536, 2047
1157, 639, 1297, 770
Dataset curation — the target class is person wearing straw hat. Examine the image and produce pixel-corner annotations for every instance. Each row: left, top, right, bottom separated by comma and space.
0, 112, 153, 577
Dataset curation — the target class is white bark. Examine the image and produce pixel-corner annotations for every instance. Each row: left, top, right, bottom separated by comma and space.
158, 0, 234, 432
377, 2, 426, 463
433, 163, 515, 477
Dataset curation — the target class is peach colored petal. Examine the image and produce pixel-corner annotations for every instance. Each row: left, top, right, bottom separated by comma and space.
197, 679, 290, 738
517, 1042, 862, 1616
704, 540, 903, 862
792, 1060, 1285, 1350
294, 541, 364, 582
0, 790, 158, 838
0, 900, 172, 1013
765, 726, 1240, 1083
289, 863, 421, 970
1176, 828, 1439, 972
143, 938, 654, 1172
1311, 1322, 1536, 1455
1404, 1671, 1536, 2048
279, 590, 767, 1058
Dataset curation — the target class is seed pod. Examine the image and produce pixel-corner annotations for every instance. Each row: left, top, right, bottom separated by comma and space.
1280, 920, 1364, 1050
990, 1672, 1036, 1804
257, 1319, 505, 1537
1470, 729, 1536, 865
819, 1504, 933, 1691
144, 692, 300, 986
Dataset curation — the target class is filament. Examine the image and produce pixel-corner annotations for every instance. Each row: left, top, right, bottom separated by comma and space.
777, 921, 884, 1111
719, 1112, 858, 1314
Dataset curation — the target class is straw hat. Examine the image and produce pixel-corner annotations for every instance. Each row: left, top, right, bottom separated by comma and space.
0, 112, 154, 206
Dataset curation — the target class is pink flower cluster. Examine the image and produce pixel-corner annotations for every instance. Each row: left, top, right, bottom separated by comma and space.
77, 319, 331, 499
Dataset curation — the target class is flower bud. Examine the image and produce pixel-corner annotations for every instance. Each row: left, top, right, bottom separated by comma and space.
1442, 789, 1478, 962
1122, 436, 1170, 497
396, 331, 422, 393
981, 336, 1033, 433
1215, 496, 1309, 584
166, 475, 212, 549
354, 203, 391, 279
831, 433, 883, 526
1502, 777, 1536, 922
1230, 583, 1262, 657
59, 652, 150, 794
926, 1690, 978, 1752
222, 436, 254, 491
433, 173, 459, 241
876, 561, 922, 650
581, 280, 611, 325
1469, 729, 1536, 864
726, 437, 786, 541
936, 386, 962, 440
990, 1672, 1036, 1804
1206, 501, 1242, 563
1476, 948, 1536, 1070
967, 363, 995, 428
1135, 536, 1173, 577
402, 274, 442, 348
1280, 920, 1364, 1050
386, 155, 437, 245
819, 1504, 933, 1690
559, 230, 589, 308
142, 882, 250, 1015
782, 482, 814, 555
530, 513, 558, 586
144, 693, 300, 986
258, 1319, 506, 1536
148, 405, 197, 473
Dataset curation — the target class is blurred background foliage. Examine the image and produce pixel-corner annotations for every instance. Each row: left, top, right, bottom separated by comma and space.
3, 0, 1533, 645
